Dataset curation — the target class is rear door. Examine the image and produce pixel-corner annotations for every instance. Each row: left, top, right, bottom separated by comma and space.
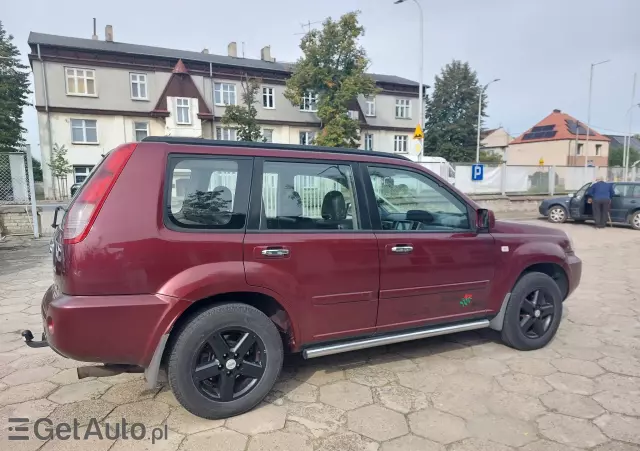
362, 164, 497, 332
243, 158, 379, 344
611, 184, 633, 222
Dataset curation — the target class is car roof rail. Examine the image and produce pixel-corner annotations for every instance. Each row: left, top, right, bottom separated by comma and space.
141, 136, 412, 161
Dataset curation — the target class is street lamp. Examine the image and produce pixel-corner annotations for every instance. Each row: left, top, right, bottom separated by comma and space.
394, 0, 424, 161
476, 79, 500, 163
624, 101, 640, 179
584, 59, 611, 168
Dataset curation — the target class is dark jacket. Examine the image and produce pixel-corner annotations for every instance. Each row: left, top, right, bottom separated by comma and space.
586, 181, 615, 201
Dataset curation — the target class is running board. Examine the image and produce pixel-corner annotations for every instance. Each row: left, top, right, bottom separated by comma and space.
303, 319, 490, 359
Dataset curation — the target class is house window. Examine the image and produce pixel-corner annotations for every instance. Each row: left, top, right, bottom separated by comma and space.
70, 119, 98, 143
348, 110, 359, 120
262, 87, 275, 109
263, 128, 274, 143
130, 73, 148, 100
395, 99, 411, 119
365, 97, 376, 116
73, 166, 94, 184
216, 127, 237, 141
364, 133, 374, 151
214, 83, 237, 106
577, 143, 583, 155
134, 122, 149, 141
595, 144, 602, 156
300, 92, 318, 112
299, 131, 315, 145
65, 67, 96, 96
394, 135, 408, 153
176, 98, 191, 124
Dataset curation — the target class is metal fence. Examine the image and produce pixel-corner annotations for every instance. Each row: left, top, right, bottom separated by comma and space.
0, 149, 40, 237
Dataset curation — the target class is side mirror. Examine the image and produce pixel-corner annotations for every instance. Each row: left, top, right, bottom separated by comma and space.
476, 208, 495, 232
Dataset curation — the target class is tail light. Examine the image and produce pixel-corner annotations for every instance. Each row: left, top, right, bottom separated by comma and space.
63, 143, 137, 244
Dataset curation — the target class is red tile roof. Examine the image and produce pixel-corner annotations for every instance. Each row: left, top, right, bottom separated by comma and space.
511, 109, 610, 144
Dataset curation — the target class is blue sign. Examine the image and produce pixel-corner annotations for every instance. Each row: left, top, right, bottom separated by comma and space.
472, 164, 484, 181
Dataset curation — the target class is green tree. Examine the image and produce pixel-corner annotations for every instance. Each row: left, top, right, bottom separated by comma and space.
0, 21, 31, 152
32, 157, 43, 182
221, 75, 263, 142
609, 145, 640, 167
285, 11, 378, 148
423, 60, 485, 162
479, 150, 503, 163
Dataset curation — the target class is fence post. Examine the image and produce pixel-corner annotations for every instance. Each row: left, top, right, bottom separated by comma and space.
549, 166, 555, 196
25, 146, 40, 238
500, 163, 507, 196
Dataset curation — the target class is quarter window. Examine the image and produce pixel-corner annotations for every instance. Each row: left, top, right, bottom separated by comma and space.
71, 119, 98, 143
166, 157, 248, 230
214, 83, 237, 106
300, 92, 318, 112
176, 98, 191, 124
66, 67, 96, 96
130, 73, 148, 100
262, 87, 275, 109
261, 161, 359, 231
367, 166, 470, 231
394, 135, 408, 153
134, 122, 149, 141
395, 99, 411, 118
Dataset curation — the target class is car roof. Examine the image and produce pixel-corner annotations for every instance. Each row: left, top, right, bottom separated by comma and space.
141, 136, 412, 163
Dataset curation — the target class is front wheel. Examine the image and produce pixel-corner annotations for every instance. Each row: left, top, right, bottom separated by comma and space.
168, 303, 283, 419
501, 272, 563, 351
547, 206, 568, 223
630, 211, 640, 230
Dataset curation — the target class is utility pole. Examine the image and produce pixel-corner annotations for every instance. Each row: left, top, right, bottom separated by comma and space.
476, 79, 500, 163
584, 60, 611, 168
624, 73, 637, 180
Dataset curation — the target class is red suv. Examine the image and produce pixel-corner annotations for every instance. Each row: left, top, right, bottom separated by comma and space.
23, 137, 581, 419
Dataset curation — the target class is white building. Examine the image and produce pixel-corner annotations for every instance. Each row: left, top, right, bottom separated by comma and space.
28, 27, 420, 198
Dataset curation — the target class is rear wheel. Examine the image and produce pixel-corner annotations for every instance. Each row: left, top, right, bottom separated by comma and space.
630, 211, 640, 230
548, 206, 567, 223
501, 272, 563, 351
168, 303, 283, 419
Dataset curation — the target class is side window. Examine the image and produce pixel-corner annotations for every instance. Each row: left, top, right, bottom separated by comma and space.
261, 161, 359, 231
633, 185, 640, 198
166, 157, 249, 230
614, 184, 633, 197
575, 183, 590, 199
367, 166, 470, 231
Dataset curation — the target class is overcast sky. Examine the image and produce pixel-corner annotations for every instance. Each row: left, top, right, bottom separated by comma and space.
4, 0, 640, 159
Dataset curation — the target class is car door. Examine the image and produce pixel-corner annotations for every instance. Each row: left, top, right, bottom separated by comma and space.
362, 164, 497, 333
569, 182, 591, 219
611, 184, 634, 222
243, 158, 380, 344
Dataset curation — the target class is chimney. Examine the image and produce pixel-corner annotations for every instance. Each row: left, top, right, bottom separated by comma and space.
228, 42, 237, 58
105, 25, 114, 42
202, 48, 209, 54
91, 18, 98, 40
553, 109, 561, 113
261, 46, 275, 62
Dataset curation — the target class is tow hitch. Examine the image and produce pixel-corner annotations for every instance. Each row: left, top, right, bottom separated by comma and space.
21, 330, 49, 348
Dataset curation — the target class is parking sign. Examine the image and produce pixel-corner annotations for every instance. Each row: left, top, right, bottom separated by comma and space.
472, 164, 484, 181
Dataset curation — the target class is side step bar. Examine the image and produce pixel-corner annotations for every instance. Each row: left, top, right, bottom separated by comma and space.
303, 319, 490, 359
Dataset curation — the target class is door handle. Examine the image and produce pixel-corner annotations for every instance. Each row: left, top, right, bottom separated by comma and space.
391, 245, 413, 254
261, 248, 290, 257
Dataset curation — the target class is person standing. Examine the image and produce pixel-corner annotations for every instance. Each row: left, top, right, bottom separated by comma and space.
586, 177, 615, 228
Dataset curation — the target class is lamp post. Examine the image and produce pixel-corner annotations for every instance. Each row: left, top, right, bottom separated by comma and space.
584, 59, 611, 168
476, 79, 500, 163
394, 0, 424, 161
623, 73, 637, 180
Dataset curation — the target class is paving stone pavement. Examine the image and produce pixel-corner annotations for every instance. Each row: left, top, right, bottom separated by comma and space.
0, 221, 639, 450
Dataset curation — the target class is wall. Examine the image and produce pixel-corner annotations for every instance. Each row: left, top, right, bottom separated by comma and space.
482, 128, 512, 148
506, 139, 610, 166
0, 206, 41, 236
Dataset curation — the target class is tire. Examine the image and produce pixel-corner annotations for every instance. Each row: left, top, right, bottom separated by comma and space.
630, 211, 640, 230
547, 205, 567, 223
501, 272, 563, 351
168, 303, 283, 419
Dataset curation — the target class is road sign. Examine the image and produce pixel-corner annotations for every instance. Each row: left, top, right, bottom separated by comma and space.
413, 124, 424, 140
472, 164, 484, 181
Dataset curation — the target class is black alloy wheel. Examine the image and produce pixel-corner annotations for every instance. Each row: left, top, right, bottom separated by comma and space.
519, 289, 555, 339
192, 328, 266, 402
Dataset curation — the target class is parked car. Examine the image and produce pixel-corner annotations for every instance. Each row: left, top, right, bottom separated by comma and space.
23, 138, 582, 419
539, 181, 640, 229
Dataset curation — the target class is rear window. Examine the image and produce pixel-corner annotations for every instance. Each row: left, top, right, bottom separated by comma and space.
165, 155, 251, 230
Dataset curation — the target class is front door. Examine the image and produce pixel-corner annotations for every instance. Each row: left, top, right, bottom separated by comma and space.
244, 159, 379, 344
363, 164, 497, 332
569, 183, 591, 219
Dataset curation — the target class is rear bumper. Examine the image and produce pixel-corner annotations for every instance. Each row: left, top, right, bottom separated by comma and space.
41, 285, 190, 366
566, 254, 582, 298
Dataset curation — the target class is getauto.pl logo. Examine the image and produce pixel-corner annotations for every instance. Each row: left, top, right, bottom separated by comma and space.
8, 417, 169, 444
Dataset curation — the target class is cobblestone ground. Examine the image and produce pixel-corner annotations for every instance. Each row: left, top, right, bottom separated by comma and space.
1, 221, 639, 451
